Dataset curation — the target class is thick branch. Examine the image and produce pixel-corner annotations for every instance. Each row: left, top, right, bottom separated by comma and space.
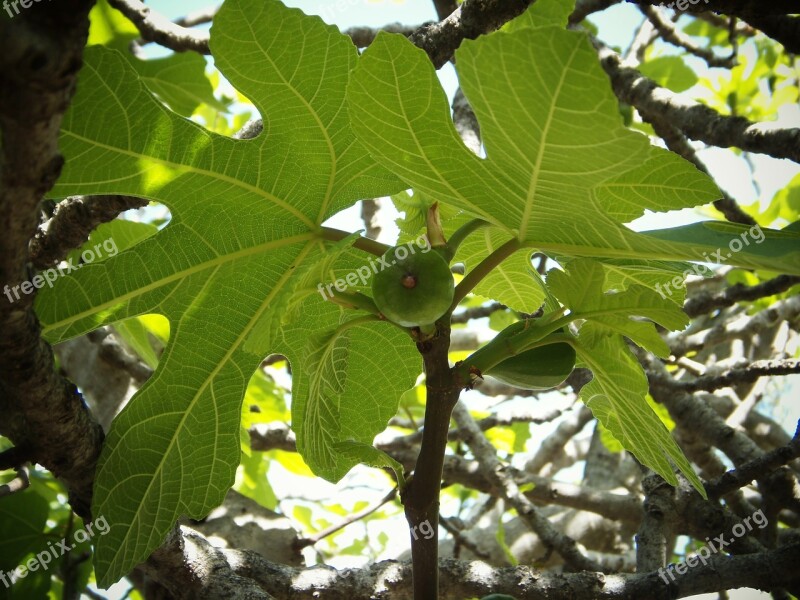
409, 0, 534, 68
629, 0, 798, 15
596, 43, 800, 163
143, 522, 800, 599
741, 14, 800, 54
0, 0, 105, 519
30, 195, 149, 268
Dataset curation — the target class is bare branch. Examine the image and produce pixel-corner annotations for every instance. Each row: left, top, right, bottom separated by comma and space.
667, 359, 800, 393
142, 523, 800, 599
343, 23, 425, 47
360, 199, 382, 240
294, 488, 398, 550
706, 422, 800, 499
108, 0, 211, 54
642, 5, 736, 68
30, 195, 149, 269
409, 0, 536, 68
596, 41, 800, 163
685, 275, 800, 318
451, 402, 603, 572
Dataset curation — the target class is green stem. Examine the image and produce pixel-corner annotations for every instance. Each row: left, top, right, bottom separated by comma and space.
449, 238, 522, 311
442, 218, 490, 262
326, 290, 382, 316
319, 226, 391, 257
326, 291, 415, 336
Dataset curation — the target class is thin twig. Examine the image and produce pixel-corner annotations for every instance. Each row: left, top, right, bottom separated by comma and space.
706, 421, 800, 498
293, 487, 398, 550
642, 5, 736, 68
108, 0, 210, 54
685, 275, 800, 317
0, 465, 30, 497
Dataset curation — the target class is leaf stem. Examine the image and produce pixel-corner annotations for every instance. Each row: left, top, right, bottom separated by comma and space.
326, 290, 381, 316
442, 218, 490, 262
319, 226, 391, 257
449, 238, 522, 310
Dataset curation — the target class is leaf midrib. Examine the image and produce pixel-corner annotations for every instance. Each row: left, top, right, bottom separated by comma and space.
103, 237, 319, 578
42, 231, 317, 337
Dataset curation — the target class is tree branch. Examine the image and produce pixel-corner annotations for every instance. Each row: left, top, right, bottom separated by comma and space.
740, 14, 800, 54
595, 41, 800, 163
706, 421, 800, 499
641, 5, 736, 68
684, 275, 800, 318
30, 195, 149, 268
666, 359, 800, 393
141, 520, 800, 598
107, 0, 211, 54
0, 0, 105, 520
409, 0, 535, 69
451, 401, 603, 571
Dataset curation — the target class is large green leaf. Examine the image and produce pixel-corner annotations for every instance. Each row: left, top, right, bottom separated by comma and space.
543, 259, 701, 490
347, 23, 780, 497
88, 0, 226, 116
548, 258, 687, 358
36, 0, 418, 587
346, 28, 800, 274
0, 491, 50, 573
574, 324, 704, 494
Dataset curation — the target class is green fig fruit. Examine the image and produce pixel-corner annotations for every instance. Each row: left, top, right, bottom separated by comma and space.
485, 342, 576, 390
372, 244, 454, 328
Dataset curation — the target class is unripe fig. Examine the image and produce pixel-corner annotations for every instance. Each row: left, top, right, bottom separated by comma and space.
372, 245, 454, 327
485, 343, 576, 390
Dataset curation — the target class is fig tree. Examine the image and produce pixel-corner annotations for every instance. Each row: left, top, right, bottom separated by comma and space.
372, 244, 454, 327
485, 342, 576, 390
